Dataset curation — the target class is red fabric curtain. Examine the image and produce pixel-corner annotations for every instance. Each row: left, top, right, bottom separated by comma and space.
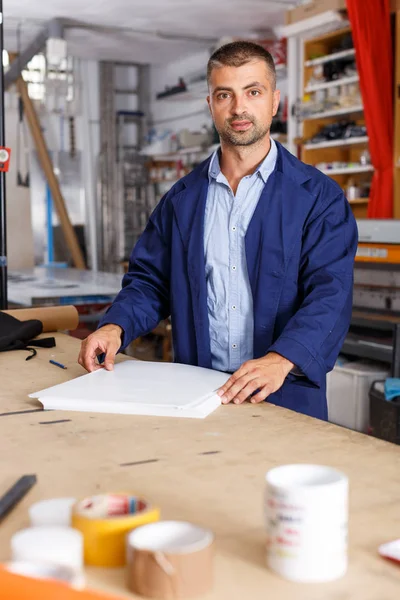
346, 0, 394, 218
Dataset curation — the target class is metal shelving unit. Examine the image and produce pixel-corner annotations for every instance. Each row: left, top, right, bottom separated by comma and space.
99, 62, 153, 270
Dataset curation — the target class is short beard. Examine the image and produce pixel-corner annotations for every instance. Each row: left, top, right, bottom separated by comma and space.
218, 116, 271, 147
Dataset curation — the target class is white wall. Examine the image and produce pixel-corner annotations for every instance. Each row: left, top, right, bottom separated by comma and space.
5, 92, 34, 269
150, 49, 212, 138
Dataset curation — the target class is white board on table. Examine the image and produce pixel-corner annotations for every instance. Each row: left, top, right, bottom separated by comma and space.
29, 361, 229, 419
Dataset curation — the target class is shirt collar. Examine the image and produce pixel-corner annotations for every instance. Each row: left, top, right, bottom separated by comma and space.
208, 138, 278, 184
208, 149, 221, 181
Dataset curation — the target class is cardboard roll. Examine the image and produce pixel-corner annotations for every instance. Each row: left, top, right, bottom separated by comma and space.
127, 521, 214, 599
3, 306, 79, 332
71, 494, 160, 567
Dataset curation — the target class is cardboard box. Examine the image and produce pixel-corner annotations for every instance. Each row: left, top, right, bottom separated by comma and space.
285, 0, 346, 25
255, 38, 287, 65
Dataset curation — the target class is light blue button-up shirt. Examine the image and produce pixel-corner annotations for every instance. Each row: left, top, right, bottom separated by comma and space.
204, 139, 278, 373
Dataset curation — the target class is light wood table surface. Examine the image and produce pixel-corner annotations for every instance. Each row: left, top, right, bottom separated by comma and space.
1, 333, 400, 599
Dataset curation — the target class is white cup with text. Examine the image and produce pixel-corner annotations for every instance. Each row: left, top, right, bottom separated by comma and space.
265, 464, 348, 583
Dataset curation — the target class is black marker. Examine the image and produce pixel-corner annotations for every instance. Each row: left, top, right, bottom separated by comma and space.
0, 475, 37, 522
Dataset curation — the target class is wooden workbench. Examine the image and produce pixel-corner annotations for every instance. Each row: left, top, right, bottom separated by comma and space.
1, 333, 400, 599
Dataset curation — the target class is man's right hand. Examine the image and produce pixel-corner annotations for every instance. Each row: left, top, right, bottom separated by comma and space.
78, 324, 124, 372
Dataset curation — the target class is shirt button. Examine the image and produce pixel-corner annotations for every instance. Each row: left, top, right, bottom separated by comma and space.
232, 305, 236, 310
232, 266, 237, 271
232, 226, 237, 231
232, 344, 237, 349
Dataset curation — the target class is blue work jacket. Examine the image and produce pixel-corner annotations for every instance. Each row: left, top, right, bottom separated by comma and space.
100, 142, 358, 420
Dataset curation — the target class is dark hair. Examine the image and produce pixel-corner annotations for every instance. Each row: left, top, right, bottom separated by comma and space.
207, 41, 276, 89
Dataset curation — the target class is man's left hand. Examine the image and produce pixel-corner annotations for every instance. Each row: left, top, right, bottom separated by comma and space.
217, 353, 294, 405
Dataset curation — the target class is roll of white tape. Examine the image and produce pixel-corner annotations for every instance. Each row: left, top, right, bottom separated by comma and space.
29, 498, 76, 527
11, 527, 83, 571
5, 560, 85, 589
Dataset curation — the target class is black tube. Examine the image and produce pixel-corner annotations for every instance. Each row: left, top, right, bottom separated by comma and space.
0, 0, 7, 309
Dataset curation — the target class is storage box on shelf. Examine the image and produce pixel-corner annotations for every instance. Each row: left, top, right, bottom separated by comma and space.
299, 26, 372, 218
285, 0, 346, 25
327, 359, 390, 432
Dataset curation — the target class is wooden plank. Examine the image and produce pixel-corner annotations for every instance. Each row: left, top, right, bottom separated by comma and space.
304, 26, 351, 48
348, 197, 369, 205
391, 0, 400, 12
1, 334, 400, 599
305, 74, 359, 93
14, 78, 86, 269
302, 105, 364, 121
305, 48, 355, 67
303, 136, 368, 150
350, 203, 368, 218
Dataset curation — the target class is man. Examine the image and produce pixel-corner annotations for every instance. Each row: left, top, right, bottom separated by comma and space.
79, 41, 358, 420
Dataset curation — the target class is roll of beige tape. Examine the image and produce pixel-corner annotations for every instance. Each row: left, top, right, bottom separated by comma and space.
127, 521, 214, 599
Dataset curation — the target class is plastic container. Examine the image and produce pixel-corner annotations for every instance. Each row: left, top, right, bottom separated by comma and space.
327, 359, 389, 432
369, 381, 400, 445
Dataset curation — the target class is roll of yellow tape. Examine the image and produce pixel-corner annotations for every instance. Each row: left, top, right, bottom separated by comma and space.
71, 494, 160, 567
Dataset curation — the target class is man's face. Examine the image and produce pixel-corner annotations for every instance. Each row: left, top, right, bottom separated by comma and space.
207, 59, 280, 147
